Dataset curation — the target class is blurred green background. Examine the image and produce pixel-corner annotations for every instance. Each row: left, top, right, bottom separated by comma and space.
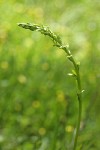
0, 0, 100, 149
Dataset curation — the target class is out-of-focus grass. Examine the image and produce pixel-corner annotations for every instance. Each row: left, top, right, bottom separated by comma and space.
0, 0, 100, 149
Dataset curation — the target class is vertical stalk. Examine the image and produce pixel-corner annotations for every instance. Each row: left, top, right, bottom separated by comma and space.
73, 97, 82, 150
73, 70, 82, 150
67, 54, 82, 150
64, 48, 82, 150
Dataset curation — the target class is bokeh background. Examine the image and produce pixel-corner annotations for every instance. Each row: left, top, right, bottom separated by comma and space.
0, 0, 100, 149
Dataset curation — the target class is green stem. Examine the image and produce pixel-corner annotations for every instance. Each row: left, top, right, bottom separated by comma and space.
73, 70, 82, 150
73, 97, 82, 150
64, 46, 82, 150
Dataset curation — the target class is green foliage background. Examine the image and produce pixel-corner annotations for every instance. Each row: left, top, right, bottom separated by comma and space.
0, 0, 100, 149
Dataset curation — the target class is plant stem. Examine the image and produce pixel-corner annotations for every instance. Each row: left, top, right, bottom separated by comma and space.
18, 23, 83, 150
65, 48, 82, 150
73, 71, 82, 150
73, 97, 82, 150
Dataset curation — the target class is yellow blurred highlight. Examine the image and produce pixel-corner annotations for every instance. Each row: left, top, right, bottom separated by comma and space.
57, 90, 65, 102
33, 7, 44, 20
15, 103, 22, 112
42, 62, 49, 71
38, 127, 46, 136
23, 38, 34, 48
27, 7, 44, 21
1, 61, 9, 69
89, 74, 96, 84
20, 117, 30, 127
18, 75, 27, 84
32, 101, 41, 108
65, 125, 74, 133
55, 50, 64, 58
0, 28, 7, 42
14, 3, 24, 13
